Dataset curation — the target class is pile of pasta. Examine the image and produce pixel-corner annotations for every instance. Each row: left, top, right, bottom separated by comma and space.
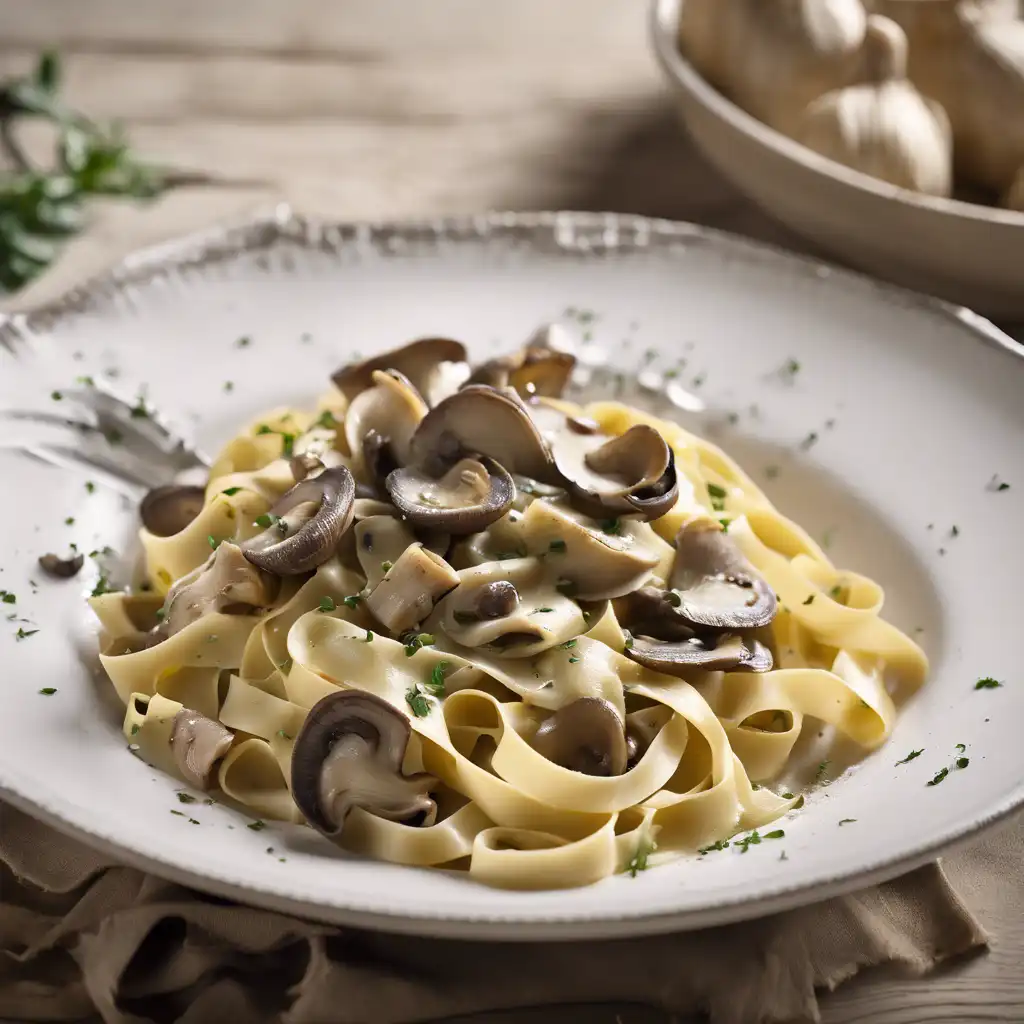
91, 381, 926, 890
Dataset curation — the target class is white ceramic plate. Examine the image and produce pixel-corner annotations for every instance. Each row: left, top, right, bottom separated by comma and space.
1, 209, 1022, 939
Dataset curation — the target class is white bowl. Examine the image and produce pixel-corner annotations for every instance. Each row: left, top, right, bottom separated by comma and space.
651, 0, 1024, 320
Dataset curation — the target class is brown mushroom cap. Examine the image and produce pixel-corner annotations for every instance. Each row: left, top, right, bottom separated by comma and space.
466, 344, 576, 400
343, 369, 428, 472
386, 456, 514, 534
407, 385, 555, 482
530, 697, 628, 776
331, 338, 468, 406
554, 424, 679, 521
243, 466, 356, 576
291, 690, 436, 837
39, 550, 85, 578
140, 484, 206, 537
668, 522, 777, 631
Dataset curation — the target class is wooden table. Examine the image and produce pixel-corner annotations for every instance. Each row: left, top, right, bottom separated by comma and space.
1, 2, 1021, 1021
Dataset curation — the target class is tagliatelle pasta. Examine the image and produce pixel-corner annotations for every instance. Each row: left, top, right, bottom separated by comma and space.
91, 335, 926, 890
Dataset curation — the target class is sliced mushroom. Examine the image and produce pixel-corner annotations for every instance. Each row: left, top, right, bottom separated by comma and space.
553, 423, 679, 521
519, 498, 669, 600
408, 385, 555, 482
140, 484, 206, 537
386, 457, 514, 534
530, 697, 627, 776
364, 543, 460, 634
160, 541, 277, 637
170, 708, 234, 790
361, 429, 399, 494
289, 425, 346, 483
291, 690, 436, 837
38, 550, 85, 578
433, 558, 584, 658
243, 466, 356, 576
343, 369, 428, 474
625, 631, 773, 675
668, 521, 777, 630
332, 337, 469, 407
466, 344, 576, 400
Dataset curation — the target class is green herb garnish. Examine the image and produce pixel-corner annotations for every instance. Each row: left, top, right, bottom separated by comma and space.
0, 591, 15, 605
51, 390, 63, 401
277, 730, 291, 740
38, 686, 57, 695
253, 512, 280, 529
221, 486, 242, 496
698, 839, 730, 855
706, 482, 727, 511
838, 819, 856, 826
763, 829, 785, 840
85, 481, 95, 494
895, 749, 924, 765
315, 410, 337, 429
247, 819, 266, 831
16, 627, 38, 640
64, 516, 74, 525
927, 767, 949, 787
974, 677, 1002, 690
319, 596, 336, 613
802, 595, 814, 606
177, 793, 196, 804
532, 607, 554, 614
956, 756, 970, 769
734, 831, 761, 853
623, 630, 634, 651
815, 760, 831, 783
381, 560, 394, 573
559, 639, 578, 649
207, 535, 221, 550
342, 594, 362, 609
362, 629, 374, 643
405, 687, 431, 718
236, 336, 251, 348
626, 830, 656, 877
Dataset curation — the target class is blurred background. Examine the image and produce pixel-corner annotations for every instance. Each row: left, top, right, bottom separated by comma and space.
0, 0, 801, 305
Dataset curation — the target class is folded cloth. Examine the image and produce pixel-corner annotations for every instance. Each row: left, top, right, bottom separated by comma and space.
0, 800, 986, 1024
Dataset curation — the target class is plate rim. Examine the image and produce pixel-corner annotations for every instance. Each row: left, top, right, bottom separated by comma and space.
2, 207, 1022, 939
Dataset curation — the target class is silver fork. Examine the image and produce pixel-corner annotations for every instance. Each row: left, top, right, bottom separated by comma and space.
0, 352, 210, 492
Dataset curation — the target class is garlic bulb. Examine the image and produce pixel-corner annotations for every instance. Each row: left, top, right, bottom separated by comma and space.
679, 0, 869, 137
795, 16, 953, 196
870, 1, 1024, 193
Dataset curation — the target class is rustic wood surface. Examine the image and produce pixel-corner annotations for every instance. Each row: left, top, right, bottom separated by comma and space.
0, 1, 1021, 1021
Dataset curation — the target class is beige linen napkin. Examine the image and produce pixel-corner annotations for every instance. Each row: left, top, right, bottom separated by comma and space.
0, 800, 986, 1024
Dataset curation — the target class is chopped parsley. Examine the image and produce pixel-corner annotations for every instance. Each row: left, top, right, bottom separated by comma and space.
405, 687, 432, 717
987, 475, 1010, 492
559, 639, 578, 649
221, 486, 242, 496
403, 632, 435, 657
895, 749, 924, 765
568, 656, 581, 664
314, 410, 337, 429
247, 819, 266, 831
927, 767, 949, 787
277, 730, 291, 740
129, 395, 150, 419
622, 630, 634, 651
956, 756, 970, 769
829, 584, 843, 599
764, 829, 785, 840
951, 525, 959, 537
236, 336, 251, 348
707, 482, 727, 511
718, 518, 730, 532
815, 760, 831, 783
381, 560, 394, 573
838, 818, 856, 826
425, 660, 450, 697
51, 390, 63, 401
85, 481, 96, 494
0, 591, 15, 605
698, 838, 730, 855
207, 535, 221, 550
974, 677, 1002, 690
64, 516, 74, 526
532, 607, 554, 614
801, 431, 819, 450
342, 594, 362, 609
177, 793, 196, 804
781, 358, 800, 379
548, 539, 567, 553
734, 831, 761, 853
38, 687, 57, 695
626, 834, 657, 878
16, 627, 38, 640
362, 629, 374, 643
223, 381, 234, 393
77, 375, 95, 386
254, 512, 281, 529
802, 595, 815, 606
599, 519, 622, 536
955, 743, 966, 753
319, 596, 336, 613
